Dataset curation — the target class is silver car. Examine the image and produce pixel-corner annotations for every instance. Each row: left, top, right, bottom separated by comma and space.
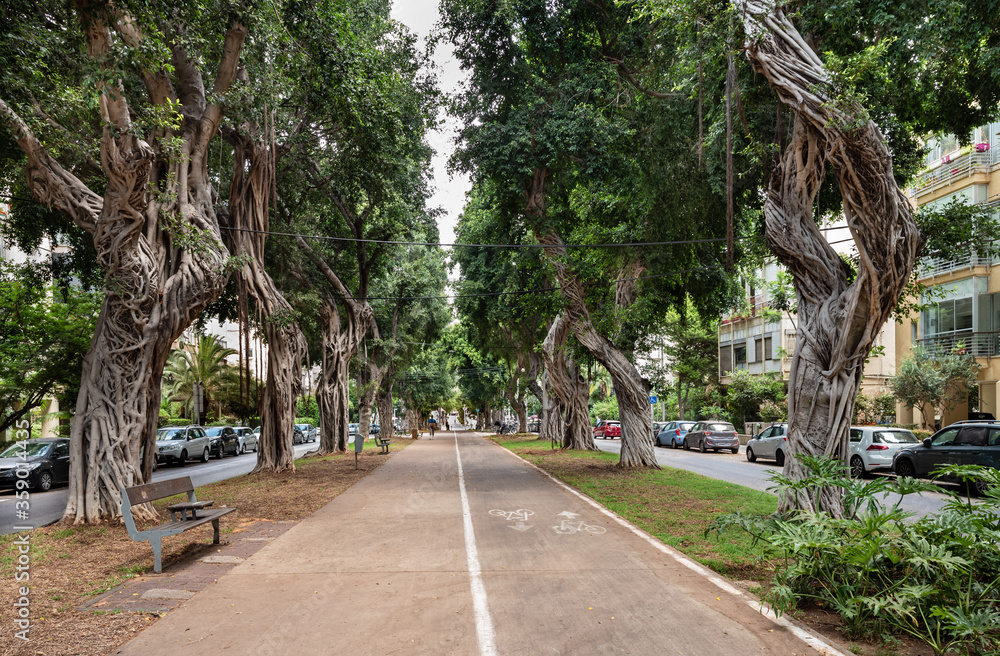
746, 423, 788, 465
849, 426, 919, 478
155, 426, 211, 466
233, 426, 259, 454
294, 423, 317, 443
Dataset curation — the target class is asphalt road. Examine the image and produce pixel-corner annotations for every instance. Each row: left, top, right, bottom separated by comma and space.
592, 437, 959, 517
0, 439, 319, 535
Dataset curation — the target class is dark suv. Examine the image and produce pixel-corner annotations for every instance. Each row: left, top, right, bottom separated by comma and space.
205, 426, 241, 458
892, 421, 1000, 495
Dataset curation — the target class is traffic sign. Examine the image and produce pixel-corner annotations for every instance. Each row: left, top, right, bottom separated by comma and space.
649, 396, 658, 405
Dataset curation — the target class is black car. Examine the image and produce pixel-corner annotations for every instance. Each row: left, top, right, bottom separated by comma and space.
205, 426, 241, 459
0, 438, 71, 492
893, 421, 1000, 495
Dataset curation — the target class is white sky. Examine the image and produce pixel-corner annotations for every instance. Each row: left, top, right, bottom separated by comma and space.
390, 1, 471, 251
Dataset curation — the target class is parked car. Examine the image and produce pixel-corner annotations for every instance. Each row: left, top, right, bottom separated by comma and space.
155, 426, 211, 465
0, 438, 71, 492
348, 423, 360, 437
292, 425, 307, 445
294, 423, 317, 443
685, 421, 740, 453
656, 421, 697, 448
233, 427, 258, 454
746, 423, 788, 465
893, 421, 1000, 494
593, 420, 621, 439
849, 426, 919, 478
371, 424, 380, 435
652, 421, 667, 440
205, 426, 241, 459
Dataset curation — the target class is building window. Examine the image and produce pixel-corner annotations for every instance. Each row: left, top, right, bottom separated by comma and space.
764, 336, 772, 361
719, 345, 732, 373
753, 337, 763, 363
734, 345, 747, 370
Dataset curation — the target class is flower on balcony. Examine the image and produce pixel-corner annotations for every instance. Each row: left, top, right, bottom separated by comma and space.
942, 154, 952, 163
975, 142, 990, 152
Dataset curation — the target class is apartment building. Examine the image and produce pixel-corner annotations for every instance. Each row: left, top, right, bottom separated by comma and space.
895, 122, 1000, 427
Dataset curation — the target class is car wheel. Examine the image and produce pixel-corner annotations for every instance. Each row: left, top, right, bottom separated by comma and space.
684, 439, 690, 451
36, 471, 53, 492
746, 446, 756, 462
669, 439, 676, 449
178, 450, 187, 467
253, 442, 258, 453
201, 448, 210, 463
973, 477, 992, 497
216, 447, 225, 460
731, 447, 739, 454
240, 443, 246, 454
894, 458, 915, 479
699, 440, 707, 453
775, 450, 785, 467
850, 456, 867, 479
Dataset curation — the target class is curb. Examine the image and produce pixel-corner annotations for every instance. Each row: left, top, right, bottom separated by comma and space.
488, 436, 851, 656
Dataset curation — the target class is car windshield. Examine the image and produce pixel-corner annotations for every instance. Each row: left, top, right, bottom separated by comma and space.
707, 423, 734, 432
679, 423, 696, 430
608, 422, 620, 426
156, 428, 185, 441
0, 441, 52, 458
295, 424, 308, 430
874, 430, 918, 444
204, 427, 224, 436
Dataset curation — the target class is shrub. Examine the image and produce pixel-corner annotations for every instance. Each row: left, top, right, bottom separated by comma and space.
709, 456, 1000, 654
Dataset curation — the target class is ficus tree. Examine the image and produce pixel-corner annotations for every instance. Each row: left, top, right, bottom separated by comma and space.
0, 0, 262, 522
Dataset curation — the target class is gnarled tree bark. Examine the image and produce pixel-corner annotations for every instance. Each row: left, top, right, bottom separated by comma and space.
542, 314, 597, 451
1, 7, 246, 522
222, 130, 305, 473
736, 1, 922, 514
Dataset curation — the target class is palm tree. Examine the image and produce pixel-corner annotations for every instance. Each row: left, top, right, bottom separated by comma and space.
162, 335, 238, 420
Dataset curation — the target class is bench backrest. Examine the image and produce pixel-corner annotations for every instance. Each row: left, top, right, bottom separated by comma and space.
120, 476, 196, 539
125, 476, 194, 506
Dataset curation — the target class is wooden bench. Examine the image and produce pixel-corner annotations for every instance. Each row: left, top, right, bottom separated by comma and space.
373, 432, 392, 454
121, 476, 237, 573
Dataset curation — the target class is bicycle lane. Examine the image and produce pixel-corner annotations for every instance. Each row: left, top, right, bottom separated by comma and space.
459, 432, 843, 656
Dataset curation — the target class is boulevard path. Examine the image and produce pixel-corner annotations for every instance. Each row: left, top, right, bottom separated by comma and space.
114, 431, 843, 656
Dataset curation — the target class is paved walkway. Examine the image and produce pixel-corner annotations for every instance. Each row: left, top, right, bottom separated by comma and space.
113, 431, 843, 656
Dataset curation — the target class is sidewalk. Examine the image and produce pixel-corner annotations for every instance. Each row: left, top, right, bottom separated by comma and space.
112, 431, 840, 656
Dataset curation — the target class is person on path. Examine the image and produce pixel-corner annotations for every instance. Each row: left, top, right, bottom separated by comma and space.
428, 416, 437, 439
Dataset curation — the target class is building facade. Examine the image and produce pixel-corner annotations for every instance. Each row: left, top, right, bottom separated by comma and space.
895, 122, 1000, 427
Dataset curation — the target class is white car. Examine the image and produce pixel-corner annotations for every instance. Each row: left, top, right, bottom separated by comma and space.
155, 426, 211, 466
745, 423, 788, 466
849, 426, 920, 478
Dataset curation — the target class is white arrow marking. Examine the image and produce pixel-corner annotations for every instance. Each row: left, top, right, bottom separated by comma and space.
508, 521, 533, 532
556, 511, 580, 518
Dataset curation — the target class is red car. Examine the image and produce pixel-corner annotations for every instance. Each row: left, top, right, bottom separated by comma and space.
593, 420, 621, 439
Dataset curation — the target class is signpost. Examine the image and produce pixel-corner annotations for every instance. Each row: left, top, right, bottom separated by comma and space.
649, 395, 657, 424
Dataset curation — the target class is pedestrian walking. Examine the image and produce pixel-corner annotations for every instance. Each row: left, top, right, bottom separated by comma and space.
428, 416, 437, 439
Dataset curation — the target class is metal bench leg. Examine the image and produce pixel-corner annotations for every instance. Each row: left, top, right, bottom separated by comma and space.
151, 536, 163, 574
212, 518, 220, 544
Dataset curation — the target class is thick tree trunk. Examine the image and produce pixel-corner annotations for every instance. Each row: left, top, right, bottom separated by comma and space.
538, 371, 565, 444
536, 231, 655, 465
223, 130, 305, 473
316, 298, 364, 454
542, 314, 597, 451
504, 379, 527, 434
376, 377, 394, 437
0, 10, 248, 523
737, 2, 922, 514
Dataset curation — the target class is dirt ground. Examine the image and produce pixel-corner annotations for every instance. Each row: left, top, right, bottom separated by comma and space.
0, 441, 410, 656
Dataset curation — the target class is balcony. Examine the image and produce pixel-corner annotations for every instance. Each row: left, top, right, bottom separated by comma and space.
917, 331, 1000, 358
919, 252, 994, 278
910, 150, 996, 198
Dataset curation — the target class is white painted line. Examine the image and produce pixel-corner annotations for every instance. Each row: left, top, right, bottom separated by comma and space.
493, 442, 850, 656
455, 435, 498, 656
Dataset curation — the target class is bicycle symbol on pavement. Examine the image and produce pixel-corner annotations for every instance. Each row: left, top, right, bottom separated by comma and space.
552, 520, 606, 535
489, 509, 534, 522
